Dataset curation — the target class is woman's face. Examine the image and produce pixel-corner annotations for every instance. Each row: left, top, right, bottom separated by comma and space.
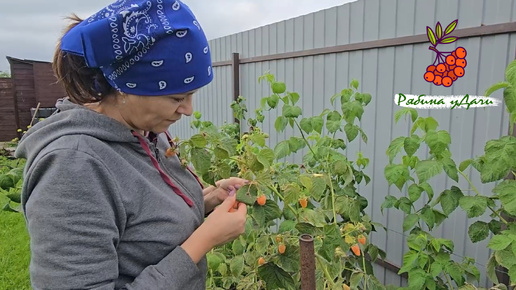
119, 90, 196, 133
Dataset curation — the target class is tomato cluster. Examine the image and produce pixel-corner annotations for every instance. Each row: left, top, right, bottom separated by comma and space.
424, 47, 467, 87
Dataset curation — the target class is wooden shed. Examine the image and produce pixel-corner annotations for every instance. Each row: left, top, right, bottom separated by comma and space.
0, 78, 16, 141
0, 57, 67, 141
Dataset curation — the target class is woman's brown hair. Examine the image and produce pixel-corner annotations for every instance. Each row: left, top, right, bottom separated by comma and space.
53, 14, 116, 104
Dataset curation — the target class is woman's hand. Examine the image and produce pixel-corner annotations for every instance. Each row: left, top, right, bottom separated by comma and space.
181, 194, 247, 263
204, 177, 249, 214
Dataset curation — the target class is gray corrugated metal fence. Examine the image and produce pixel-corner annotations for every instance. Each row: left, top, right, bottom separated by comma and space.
171, 0, 516, 287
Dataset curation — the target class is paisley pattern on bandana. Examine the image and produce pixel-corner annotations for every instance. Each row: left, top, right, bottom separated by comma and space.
60, 0, 213, 96
87, 0, 132, 22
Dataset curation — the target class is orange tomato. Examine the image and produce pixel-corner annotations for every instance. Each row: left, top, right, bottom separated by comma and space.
351, 244, 361, 256
278, 243, 286, 254
256, 195, 266, 206
299, 198, 308, 208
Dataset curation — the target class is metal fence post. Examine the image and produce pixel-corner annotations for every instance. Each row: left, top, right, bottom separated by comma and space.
232, 52, 240, 126
299, 234, 316, 290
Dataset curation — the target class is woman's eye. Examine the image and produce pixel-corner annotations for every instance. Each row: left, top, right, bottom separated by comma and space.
174, 98, 186, 103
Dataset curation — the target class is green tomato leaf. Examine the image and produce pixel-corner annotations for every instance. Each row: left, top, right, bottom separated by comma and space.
267, 94, 280, 108
492, 180, 516, 216
441, 157, 459, 182
487, 254, 499, 284
274, 141, 291, 159
445, 262, 464, 285
326, 111, 342, 133
468, 221, 490, 243
279, 220, 297, 232
311, 116, 324, 134
459, 196, 488, 218
488, 234, 513, 251
282, 104, 302, 118
190, 148, 211, 175
344, 124, 359, 142
421, 207, 436, 230
505, 60, 516, 87
271, 82, 287, 94
439, 186, 464, 216
386, 137, 406, 163
288, 137, 306, 153
350, 79, 359, 90
459, 159, 473, 172
485, 81, 511, 97
253, 200, 282, 227
394, 108, 418, 123
275, 116, 288, 132
277, 245, 300, 273
289, 92, 300, 105
404, 135, 420, 157
230, 255, 245, 277
398, 250, 418, 274
425, 130, 451, 153
403, 214, 419, 232
300, 118, 312, 134
415, 160, 443, 183
190, 134, 207, 148
408, 184, 423, 202
207, 252, 224, 270
385, 164, 410, 191
408, 269, 426, 290
236, 184, 258, 205
381, 195, 397, 214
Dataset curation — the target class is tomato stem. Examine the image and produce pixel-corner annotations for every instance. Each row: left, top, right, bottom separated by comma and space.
315, 254, 336, 288
458, 170, 509, 225
261, 181, 299, 220
294, 120, 319, 162
362, 252, 368, 290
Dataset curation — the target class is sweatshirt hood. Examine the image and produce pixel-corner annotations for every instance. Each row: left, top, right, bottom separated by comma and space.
15, 98, 138, 168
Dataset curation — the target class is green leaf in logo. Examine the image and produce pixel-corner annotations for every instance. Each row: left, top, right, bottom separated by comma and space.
427, 26, 437, 46
444, 19, 458, 35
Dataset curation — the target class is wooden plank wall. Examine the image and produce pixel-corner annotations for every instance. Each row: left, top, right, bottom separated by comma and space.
0, 78, 17, 141
33, 62, 66, 107
9, 59, 37, 131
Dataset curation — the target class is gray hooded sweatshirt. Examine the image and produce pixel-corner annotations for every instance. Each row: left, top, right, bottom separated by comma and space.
15, 99, 207, 290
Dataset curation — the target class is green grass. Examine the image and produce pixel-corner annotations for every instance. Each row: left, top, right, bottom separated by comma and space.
0, 197, 31, 290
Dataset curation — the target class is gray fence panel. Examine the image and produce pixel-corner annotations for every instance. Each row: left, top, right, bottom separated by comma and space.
169, 0, 516, 287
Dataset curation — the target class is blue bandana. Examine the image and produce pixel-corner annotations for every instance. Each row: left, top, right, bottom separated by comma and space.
60, 0, 213, 96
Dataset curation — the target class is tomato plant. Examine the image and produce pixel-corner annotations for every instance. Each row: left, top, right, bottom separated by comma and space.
382, 59, 516, 290
180, 75, 386, 289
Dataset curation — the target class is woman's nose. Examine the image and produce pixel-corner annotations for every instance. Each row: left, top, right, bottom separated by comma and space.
177, 97, 193, 116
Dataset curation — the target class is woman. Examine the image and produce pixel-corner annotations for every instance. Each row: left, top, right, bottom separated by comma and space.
15, 1, 248, 289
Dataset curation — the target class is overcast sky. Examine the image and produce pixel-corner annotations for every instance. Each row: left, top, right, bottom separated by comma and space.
0, 0, 353, 73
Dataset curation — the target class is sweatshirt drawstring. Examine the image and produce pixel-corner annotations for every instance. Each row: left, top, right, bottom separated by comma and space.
132, 131, 194, 207
163, 131, 204, 189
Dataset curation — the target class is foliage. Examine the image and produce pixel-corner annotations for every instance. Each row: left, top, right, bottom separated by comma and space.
382, 59, 516, 289
0, 71, 10, 78
183, 75, 385, 289
0, 156, 24, 213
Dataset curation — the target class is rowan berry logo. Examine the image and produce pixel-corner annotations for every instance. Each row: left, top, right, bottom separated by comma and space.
424, 19, 467, 87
